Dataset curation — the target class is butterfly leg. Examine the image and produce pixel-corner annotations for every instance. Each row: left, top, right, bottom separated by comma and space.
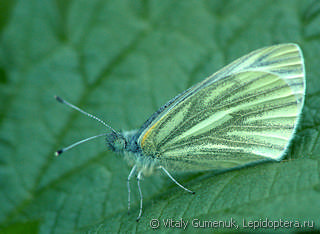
136, 170, 143, 221
127, 165, 137, 214
159, 166, 195, 194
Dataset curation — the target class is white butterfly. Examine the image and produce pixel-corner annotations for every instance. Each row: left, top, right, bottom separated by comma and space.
56, 43, 305, 220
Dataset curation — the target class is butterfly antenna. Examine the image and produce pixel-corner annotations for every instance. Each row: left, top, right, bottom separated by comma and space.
54, 96, 120, 156
55, 95, 119, 134
55, 133, 106, 156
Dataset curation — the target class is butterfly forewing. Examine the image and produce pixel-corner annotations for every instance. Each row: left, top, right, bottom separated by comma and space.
137, 44, 305, 172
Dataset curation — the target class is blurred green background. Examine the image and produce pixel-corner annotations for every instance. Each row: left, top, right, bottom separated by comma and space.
0, 0, 320, 233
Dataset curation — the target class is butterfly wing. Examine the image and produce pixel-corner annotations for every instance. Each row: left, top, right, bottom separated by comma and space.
137, 44, 305, 171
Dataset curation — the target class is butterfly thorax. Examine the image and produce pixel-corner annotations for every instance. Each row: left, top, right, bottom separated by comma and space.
106, 131, 159, 176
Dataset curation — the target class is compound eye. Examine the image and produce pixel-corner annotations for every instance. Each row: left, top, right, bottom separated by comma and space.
113, 137, 126, 151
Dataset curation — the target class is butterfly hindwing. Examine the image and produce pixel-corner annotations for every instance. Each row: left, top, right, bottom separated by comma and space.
137, 44, 305, 171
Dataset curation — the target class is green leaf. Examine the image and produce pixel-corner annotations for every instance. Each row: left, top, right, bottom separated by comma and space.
0, 0, 319, 233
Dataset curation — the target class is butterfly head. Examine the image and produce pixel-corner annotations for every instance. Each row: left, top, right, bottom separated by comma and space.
106, 131, 127, 153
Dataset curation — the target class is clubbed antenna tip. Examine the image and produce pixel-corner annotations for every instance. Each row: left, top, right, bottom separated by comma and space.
55, 149, 63, 156
55, 95, 64, 103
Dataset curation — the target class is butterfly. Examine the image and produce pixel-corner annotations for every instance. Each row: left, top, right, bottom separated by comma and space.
55, 43, 305, 221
